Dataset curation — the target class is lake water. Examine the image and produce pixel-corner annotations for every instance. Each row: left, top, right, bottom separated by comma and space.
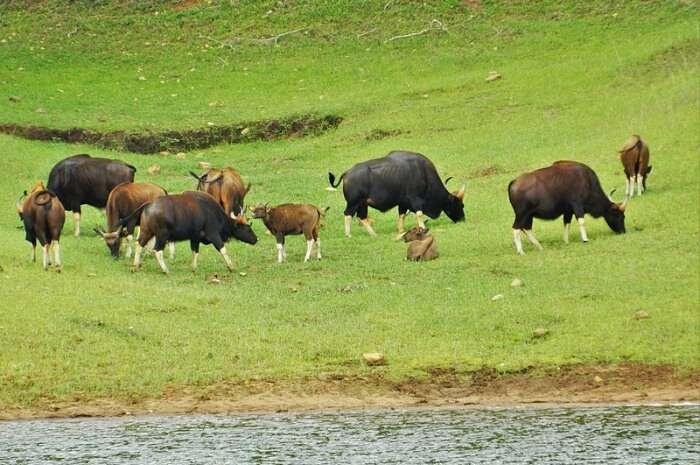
1, 404, 698, 464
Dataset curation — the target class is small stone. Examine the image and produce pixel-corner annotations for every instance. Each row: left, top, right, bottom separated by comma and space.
207, 122, 215, 127
491, 293, 504, 301
97, 116, 107, 123
486, 71, 502, 82
210, 277, 221, 285
87, 273, 97, 278
175, 152, 186, 160
593, 375, 604, 384
147, 164, 161, 175
241, 127, 250, 136
138, 76, 146, 81
532, 328, 549, 338
159, 150, 169, 156
198, 161, 211, 170
239, 272, 247, 277
510, 278, 524, 288
634, 310, 650, 320
8, 95, 21, 102
35, 107, 46, 113
362, 352, 386, 366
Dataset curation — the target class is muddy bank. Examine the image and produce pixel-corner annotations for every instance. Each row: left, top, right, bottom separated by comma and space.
0, 114, 342, 154
2, 364, 697, 420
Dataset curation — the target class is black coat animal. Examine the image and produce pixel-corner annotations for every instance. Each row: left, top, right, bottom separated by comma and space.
16, 181, 66, 270
507, 160, 627, 255
47, 154, 136, 236
329, 151, 465, 237
123, 191, 257, 274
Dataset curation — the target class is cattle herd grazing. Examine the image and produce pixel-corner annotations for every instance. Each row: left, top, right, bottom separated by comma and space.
16, 136, 651, 273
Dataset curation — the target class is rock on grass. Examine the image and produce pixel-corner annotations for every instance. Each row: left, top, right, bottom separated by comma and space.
363, 352, 386, 366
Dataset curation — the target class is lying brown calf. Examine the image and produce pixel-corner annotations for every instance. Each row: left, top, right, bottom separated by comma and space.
401, 225, 438, 261
16, 181, 66, 270
250, 203, 329, 263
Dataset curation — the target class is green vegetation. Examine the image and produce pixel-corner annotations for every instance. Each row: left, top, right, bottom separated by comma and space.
0, 0, 698, 409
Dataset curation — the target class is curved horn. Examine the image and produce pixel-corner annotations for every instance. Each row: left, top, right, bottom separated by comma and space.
444, 176, 453, 185
189, 171, 204, 181
455, 184, 466, 200
94, 225, 105, 238
608, 188, 617, 202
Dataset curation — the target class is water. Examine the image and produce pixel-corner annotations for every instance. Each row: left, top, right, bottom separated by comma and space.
1, 405, 698, 464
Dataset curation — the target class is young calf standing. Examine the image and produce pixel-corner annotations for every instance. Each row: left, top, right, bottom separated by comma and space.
619, 135, 652, 197
16, 181, 66, 270
250, 203, 328, 263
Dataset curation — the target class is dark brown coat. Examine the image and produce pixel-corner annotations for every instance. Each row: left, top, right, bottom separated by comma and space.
619, 135, 651, 195
17, 181, 66, 269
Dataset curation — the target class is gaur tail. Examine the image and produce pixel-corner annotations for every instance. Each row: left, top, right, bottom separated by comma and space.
127, 164, 137, 173
118, 201, 150, 227
328, 172, 346, 188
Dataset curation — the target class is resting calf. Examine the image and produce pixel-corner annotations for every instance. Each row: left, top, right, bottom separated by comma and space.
250, 203, 328, 263
401, 225, 439, 261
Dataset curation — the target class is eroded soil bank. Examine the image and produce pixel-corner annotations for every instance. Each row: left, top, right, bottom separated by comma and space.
2, 364, 698, 420
0, 114, 342, 154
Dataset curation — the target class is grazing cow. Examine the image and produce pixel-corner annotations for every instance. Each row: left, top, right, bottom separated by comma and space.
94, 182, 171, 258
122, 191, 257, 274
328, 150, 465, 237
16, 181, 66, 270
189, 167, 251, 218
250, 203, 329, 263
619, 135, 652, 197
47, 154, 136, 236
507, 160, 627, 255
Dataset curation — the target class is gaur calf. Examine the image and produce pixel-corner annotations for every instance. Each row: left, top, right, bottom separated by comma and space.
16, 181, 66, 270
250, 203, 329, 263
401, 225, 439, 261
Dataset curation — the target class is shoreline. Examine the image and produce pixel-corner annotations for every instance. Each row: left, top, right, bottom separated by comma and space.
2, 364, 698, 421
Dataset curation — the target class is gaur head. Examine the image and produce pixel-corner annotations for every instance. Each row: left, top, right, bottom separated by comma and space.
401, 225, 430, 242
443, 183, 466, 223
249, 203, 269, 220
605, 189, 627, 234
94, 225, 124, 258
230, 214, 258, 245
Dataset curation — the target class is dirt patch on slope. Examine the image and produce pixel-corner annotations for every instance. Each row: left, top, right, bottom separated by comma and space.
0, 114, 342, 154
1, 364, 697, 420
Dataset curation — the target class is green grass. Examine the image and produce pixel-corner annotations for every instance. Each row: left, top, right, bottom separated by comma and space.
0, 0, 698, 408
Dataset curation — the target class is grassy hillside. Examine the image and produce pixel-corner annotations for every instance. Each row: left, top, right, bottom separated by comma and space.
0, 0, 698, 409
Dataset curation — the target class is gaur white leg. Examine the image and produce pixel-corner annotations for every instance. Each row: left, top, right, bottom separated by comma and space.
316, 239, 322, 259
523, 229, 543, 251
125, 234, 134, 258
191, 252, 199, 272
563, 222, 570, 244
624, 178, 630, 197
42, 244, 50, 270
304, 239, 314, 262
276, 243, 285, 263
360, 218, 377, 236
636, 174, 644, 196
52, 241, 61, 268
73, 212, 81, 236
219, 246, 234, 271
578, 217, 589, 242
144, 237, 156, 255
344, 215, 352, 237
628, 177, 636, 197
155, 250, 169, 274
168, 241, 175, 260
513, 229, 524, 255
133, 243, 143, 269
416, 210, 426, 229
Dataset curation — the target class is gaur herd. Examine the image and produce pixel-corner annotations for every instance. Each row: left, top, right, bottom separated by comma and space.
16, 136, 651, 273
